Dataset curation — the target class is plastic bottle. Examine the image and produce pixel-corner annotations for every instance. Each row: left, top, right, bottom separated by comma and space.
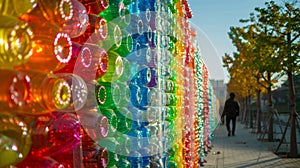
98, 108, 118, 137
0, 16, 34, 69
81, 140, 109, 168
79, 108, 109, 141
21, 0, 74, 27
127, 150, 142, 167
139, 126, 150, 147
54, 73, 88, 112
129, 83, 141, 108
99, 1, 130, 28
116, 58, 131, 82
139, 147, 151, 167
115, 107, 132, 134
127, 105, 142, 130
0, 69, 31, 109
51, 144, 82, 168
62, 0, 89, 38
127, 15, 143, 36
117, 158, 131, 168
108, 31, 133, 57
78, 0, 109, 15
165, 79, 176, 93
130, 65, 151, 86
72, 14, 108, 44
165, 106, 177, 122
0, 113, 31, 167
132, 27, 152, 45
96, 82, 121, 109
68, 43, 108, 81
14, 23, 72, 72
97, 52, 124, 82
97, 137, 120, 167
127, 129, 142, 152
115, 133, 131, 156
16, 156, 64, 168
138, 85, 151, 110
126, 43, 152, 66
99, 23, 122, 51
0, 0, 37, 17
147, 68, 157, 87
29, 112, 81, 157
0, 70, 71, 114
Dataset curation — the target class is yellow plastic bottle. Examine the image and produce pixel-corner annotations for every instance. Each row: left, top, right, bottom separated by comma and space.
0, 113, 31, 167
0, 15, 34, 69
0, 0, 38, 17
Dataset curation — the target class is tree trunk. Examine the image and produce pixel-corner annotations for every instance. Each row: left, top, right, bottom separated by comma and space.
267, 86, 273, 141
256, 89, 262, 133
267, 72, 273, 141
287, 71, 297, 157
244, 96, 249, 127
242, 98, 247, 124
249, 95, 253, 129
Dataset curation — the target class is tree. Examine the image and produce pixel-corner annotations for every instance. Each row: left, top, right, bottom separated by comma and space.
256, 0, 300, 157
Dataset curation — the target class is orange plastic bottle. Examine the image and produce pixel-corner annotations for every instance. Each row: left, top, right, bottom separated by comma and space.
0, 69, 71, 114
14, 22, 73, 72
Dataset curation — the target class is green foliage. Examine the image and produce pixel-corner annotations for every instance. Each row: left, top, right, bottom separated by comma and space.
223, 0, 300, 99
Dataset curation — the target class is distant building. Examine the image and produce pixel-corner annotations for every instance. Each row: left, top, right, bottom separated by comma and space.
210, 79, 227, 115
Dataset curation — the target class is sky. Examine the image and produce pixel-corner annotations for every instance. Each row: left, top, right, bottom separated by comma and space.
188, 0, 283, 83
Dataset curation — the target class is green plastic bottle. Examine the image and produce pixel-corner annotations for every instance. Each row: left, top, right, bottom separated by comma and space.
115, 107, 132, 134
108, 31, 133, 57
98, 52, 124, 82
99, 1, 131, 28
98, 137, 120, 167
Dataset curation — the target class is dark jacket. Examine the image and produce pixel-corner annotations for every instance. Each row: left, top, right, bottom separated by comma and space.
222, 98, 239, 118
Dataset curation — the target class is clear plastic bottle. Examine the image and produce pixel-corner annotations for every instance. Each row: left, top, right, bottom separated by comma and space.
0, 113, 31, 167
69, 43, 109, 82
100, 23, 122, 51
62, 0, 89, 38
72, 14, 108, 44
117, 58, 131, 82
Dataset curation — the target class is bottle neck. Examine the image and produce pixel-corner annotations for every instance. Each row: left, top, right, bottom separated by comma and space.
42, 77, 71, 110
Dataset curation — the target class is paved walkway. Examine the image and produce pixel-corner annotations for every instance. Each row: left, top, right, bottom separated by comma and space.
202, 122, 300, 168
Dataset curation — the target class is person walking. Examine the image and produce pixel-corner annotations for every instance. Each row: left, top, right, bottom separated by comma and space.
221, 92, 240, 136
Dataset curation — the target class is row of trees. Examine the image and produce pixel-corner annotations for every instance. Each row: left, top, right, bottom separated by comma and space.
223, 0, 300, 157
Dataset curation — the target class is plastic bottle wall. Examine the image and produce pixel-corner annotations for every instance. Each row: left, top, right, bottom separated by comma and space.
0, 0, 219, 167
